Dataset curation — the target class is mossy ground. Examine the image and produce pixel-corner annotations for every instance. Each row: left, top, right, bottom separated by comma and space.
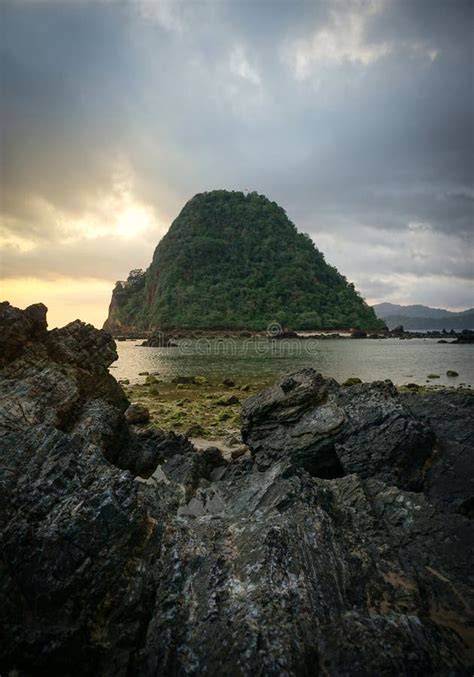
122, 374, 472, 439
123, 376, 272, 437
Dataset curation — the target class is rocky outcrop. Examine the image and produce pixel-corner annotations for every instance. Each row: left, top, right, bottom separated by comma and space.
1, 306, 473, 675
241, 369, 435, 491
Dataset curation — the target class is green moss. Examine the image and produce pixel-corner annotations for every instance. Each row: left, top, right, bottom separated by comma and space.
123, 376, 265, 437
343, 377, 362, 386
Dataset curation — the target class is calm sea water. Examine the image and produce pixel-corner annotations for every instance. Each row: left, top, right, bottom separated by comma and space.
111, 337, 474, 388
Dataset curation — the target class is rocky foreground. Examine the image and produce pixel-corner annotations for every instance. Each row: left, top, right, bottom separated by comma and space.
1, 302, 473, 676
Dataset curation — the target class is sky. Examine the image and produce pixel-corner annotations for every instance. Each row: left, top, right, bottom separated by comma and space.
1, 0, 473, 328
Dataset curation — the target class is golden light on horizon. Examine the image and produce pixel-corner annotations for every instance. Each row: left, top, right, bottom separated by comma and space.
0, 159, 165, 328
1, 277, 113, 330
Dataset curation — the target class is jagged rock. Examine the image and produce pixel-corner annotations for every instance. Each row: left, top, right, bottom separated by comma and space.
401, 389, 474, 513
1, 313, 473, 675
241, 368, 434, 489
0, 301, 48, 366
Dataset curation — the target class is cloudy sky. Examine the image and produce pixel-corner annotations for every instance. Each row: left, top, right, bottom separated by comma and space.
1, 0, 473, 328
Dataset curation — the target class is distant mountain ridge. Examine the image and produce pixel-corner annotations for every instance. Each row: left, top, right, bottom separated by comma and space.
373, 303, 474, 330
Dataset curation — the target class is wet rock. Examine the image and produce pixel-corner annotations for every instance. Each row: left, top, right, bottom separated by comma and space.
125, 403, 150, 424
350, 329, 367, 338
428, 373, 441, 379
447, 370, 459, 377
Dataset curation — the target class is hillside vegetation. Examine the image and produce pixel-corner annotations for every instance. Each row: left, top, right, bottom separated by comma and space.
105, 190, 384, 332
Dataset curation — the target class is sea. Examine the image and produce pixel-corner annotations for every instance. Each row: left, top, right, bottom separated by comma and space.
111, 336, 474, 388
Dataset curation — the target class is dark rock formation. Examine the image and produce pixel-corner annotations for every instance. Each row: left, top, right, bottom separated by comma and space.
241, 369, 435, 490
453, 330, 474, 344
0, 300, 48, 366
1, 306, 473, 675
400, 388, 474, 515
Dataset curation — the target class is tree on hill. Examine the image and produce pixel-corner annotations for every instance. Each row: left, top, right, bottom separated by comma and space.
104, 190, 384, 332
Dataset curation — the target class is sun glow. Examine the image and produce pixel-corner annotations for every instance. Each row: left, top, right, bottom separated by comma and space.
1, 277, 113, 329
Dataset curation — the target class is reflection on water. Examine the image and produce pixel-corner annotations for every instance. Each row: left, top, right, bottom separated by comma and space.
111, 337, 474, 388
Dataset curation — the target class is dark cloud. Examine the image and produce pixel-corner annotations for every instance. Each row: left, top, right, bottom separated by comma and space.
0, 0, 472, 314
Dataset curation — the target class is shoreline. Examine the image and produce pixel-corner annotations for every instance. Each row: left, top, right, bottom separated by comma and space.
112, 327, 474, 343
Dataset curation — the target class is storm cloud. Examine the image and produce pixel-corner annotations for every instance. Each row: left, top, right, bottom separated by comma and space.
1, 0, 472, 326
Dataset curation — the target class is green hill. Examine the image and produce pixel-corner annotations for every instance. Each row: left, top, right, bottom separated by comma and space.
104, 190, 384, 332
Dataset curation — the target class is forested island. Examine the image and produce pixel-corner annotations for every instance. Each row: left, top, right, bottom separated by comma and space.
104, 190, 384, 333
